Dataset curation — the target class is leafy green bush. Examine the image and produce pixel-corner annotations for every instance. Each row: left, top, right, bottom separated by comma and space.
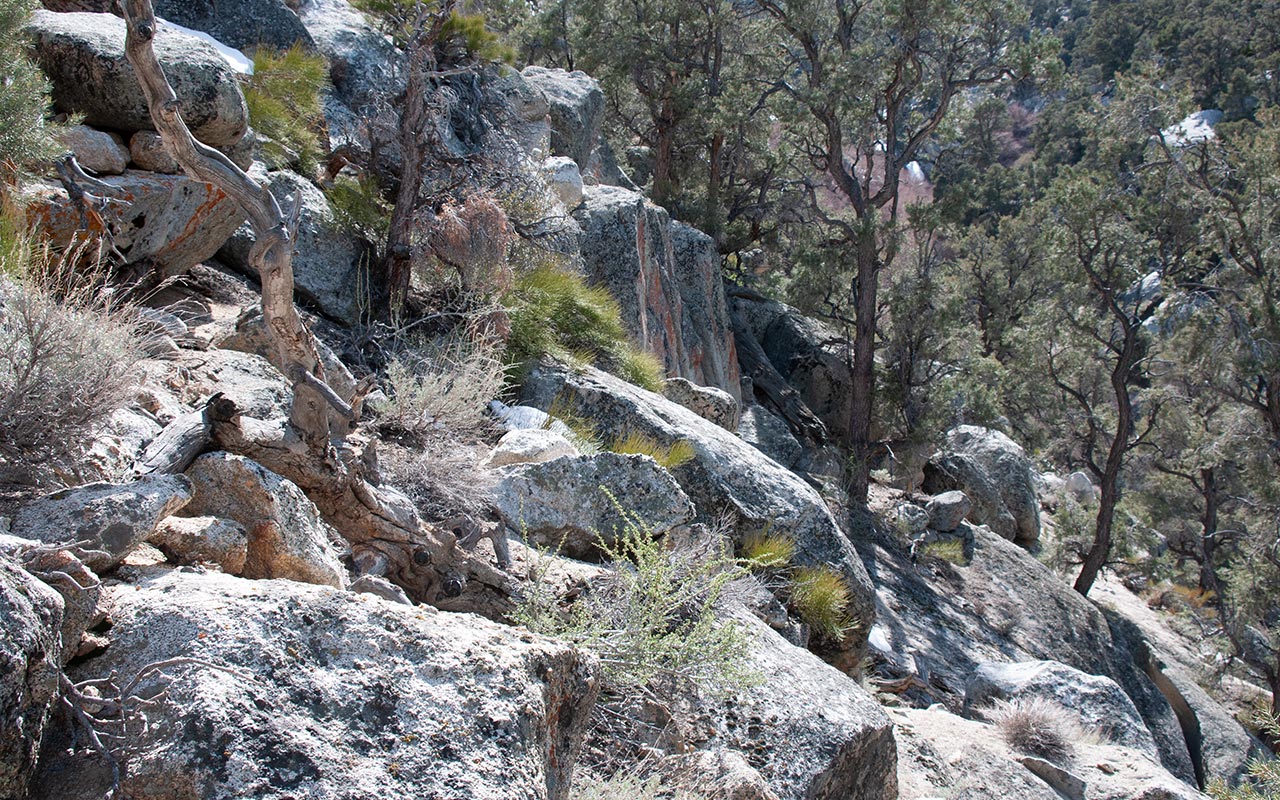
504, 264, 665, 389
516, 490, 758, 697
243, 44, 328, 173
607, 431, 694, 470
0, 0, 57, 176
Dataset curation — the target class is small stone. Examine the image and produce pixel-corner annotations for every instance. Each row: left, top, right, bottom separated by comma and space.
129, 130, 180, 173
58, 124, 129, 175
926, 490, 971, 532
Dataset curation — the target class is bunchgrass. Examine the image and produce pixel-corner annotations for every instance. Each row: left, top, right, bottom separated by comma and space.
990, 697, 1087, 765
607, 431, 695, 470
741, 530, 797, 569
789, 564, 854, 641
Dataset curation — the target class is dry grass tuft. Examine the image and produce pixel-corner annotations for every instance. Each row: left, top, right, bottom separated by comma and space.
371, 335, 504, 440
607, 431, 695, 470
990, 697, 1087, 765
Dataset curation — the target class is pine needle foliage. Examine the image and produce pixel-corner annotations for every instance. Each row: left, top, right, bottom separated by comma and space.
0, 0, 57, 176
243, 44, 328, 173
516, 490, 759, 698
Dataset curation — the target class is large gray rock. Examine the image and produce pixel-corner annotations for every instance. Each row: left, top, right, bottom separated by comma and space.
925, 426, 1041, 546
893, 705, 1205, 800
520, 363, 875, 663
219, 168, 373, 325
493, 67, 552, 158
737, 404, 804, 469
24, 169, 245, 277
183, 453, 347, 587
36, 569, 598, 800
663, 377, 739, 431
492, 452, 694, 560
862, 523, 1196, 783
149, 515, 249, 574
128, 130, 180, 173
0, 555, 63, 800
965, 660, 1159, 758
57, 124, 128, 175
927, 490, 972, 533
520, 66, 604, 170
28, 11, 249, 147
11, 475, 193, 572
730, 294, 854, 443
298, 0, 402, 110
574, 186, 741, 398
703, 608, 897, 800
154, 0, 314, 52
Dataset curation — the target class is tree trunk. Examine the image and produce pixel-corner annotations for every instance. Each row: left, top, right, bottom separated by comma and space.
1198, 467, 1222, 597
1074, 330, 1138, 596
122, 0, 509, 610
847, 232, 879, 505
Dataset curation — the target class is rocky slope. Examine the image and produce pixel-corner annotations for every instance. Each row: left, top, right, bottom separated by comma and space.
1, 0, 1269, 798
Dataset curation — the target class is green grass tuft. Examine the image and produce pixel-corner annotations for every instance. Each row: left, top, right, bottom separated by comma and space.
614, 345, 665, 391
608, 431, 695, 470
789, 565, 854, 641
741, 531, 797, 569
920, 538, 967, 565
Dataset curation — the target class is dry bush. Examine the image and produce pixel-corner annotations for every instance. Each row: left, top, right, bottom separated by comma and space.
422, 194, 513, 296
990, 697, 1088, 764
370, 334, 504, 439
0, 226, 139, 484
379, 439, 496, 521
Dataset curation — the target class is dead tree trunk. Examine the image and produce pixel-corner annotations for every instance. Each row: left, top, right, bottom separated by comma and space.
121, 0, 511, 610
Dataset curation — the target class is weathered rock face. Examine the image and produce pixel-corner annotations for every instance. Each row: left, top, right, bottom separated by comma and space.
23, 170, 245, 277
183, 453, 347, 588
154, 0, 314, 52
129, 130, 181, 173
924, 426, 1041, 546
542, 155, 584, 208
520, 67, 604, 171
219, 168, 373, 325
297, 0, 402, 111
926, 490, 972, 533
704, 608, 897, 800
965, 660, 1160, 757
520, 363, 875, 661
893, 705, 1207, 800
493, 67, 552, 158
482, 428, 579, 468
729, 293, 854, 443
574, 186, 740, 398
28, 11, 249, 147
737, 405, 804, 469
492, 452, 695, 560
11, 475, 193, 572
57, 124, 128, 175
0, 555, 63, 800
149, 515, 249, 574
662, 377, 739, 431
37, 569, 599, 800
862, 523, 1197, 784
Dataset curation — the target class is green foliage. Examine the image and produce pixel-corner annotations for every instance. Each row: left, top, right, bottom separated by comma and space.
920, 539, 967, 565
503, 265, 665, 389
243, 45, 328, 173
440, 11, 513, 63
788, 565, 854, 642
0, 0, 56, 175
607, 431, 694, 470
516, 490, 759, 697
741, 531, 797, 570
326, 173, 391, 247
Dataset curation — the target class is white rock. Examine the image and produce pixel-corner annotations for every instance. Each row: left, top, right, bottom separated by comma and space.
482, 428, 578, 468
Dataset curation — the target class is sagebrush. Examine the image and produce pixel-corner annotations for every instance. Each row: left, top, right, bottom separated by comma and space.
371, 335, 504, 439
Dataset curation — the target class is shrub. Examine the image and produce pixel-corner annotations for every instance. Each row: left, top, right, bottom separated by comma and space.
243, 44, 328, 173
607, 431, 694, 470
990, 697, 1086, 765
920, 538, 967, 565
503, 265, 666, 389
326, 173, 391, 248
741, 530, 797, 569
789, 565, 854, 641
0, 0, 58, 176
1208, 759, 1280, 800
0, 232, 139, 483
379, 439, 496, 521
571, 773, 686, 800
370, 334, 504, 439
516, 490, 759, 697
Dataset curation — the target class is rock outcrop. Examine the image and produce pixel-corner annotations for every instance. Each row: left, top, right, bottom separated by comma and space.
492, 452, 695, 560
11, 475, 193, 571
521, 362, 875, 661
182, 453, 348, 587
153, 0, 314, 52
924, 425, 1041, 546
574, 186, 741, 398
0, 556, 63, 800
36, 570, 599, 800
28, 11, 248, 147
520, 67, 605, 171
